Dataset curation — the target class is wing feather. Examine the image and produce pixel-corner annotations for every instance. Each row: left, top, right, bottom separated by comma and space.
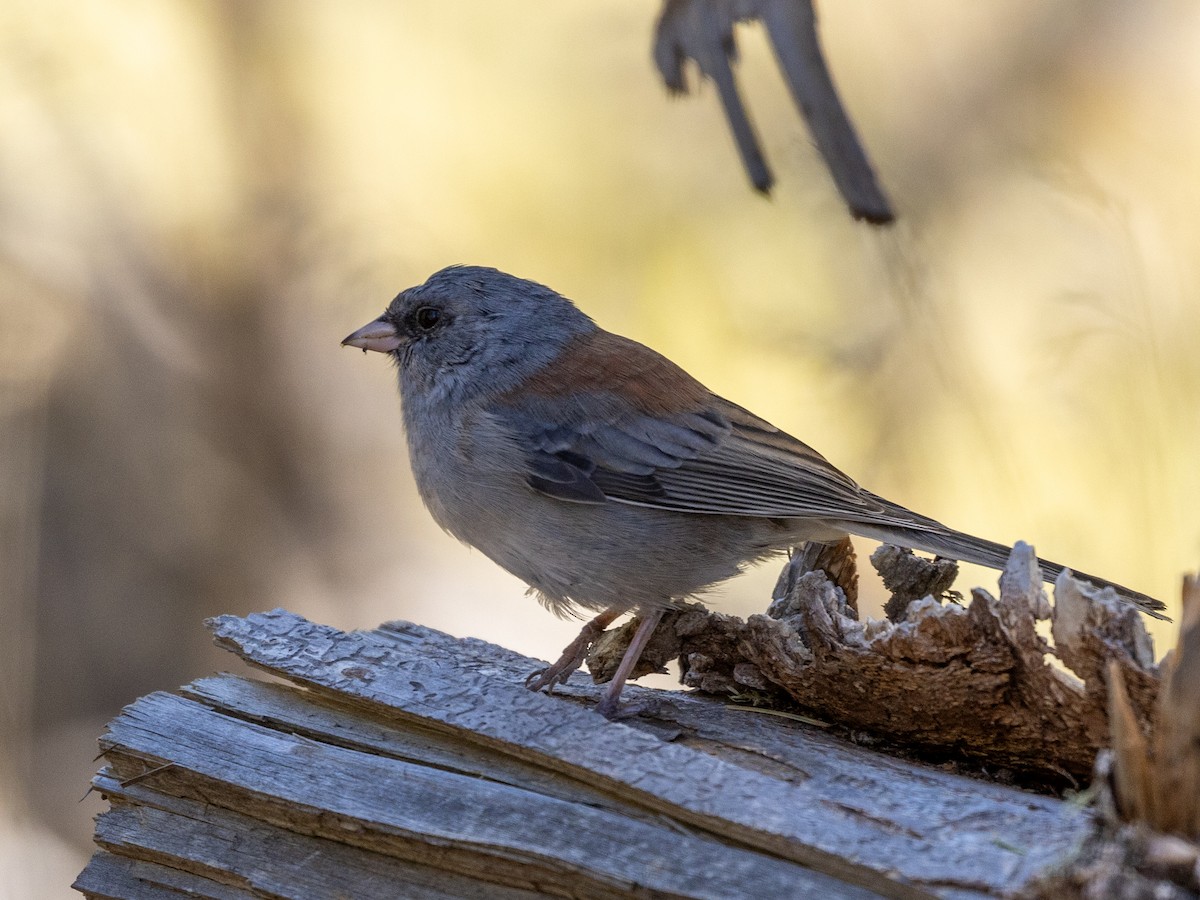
498, 384, 937, 532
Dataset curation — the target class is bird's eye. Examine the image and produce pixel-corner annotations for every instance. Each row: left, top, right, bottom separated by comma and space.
414, 306, 442, 330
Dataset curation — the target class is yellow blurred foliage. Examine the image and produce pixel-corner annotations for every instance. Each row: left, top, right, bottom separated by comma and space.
2, 2, 1198, 893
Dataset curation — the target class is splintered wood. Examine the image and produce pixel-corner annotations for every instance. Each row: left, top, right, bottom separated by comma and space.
589, 542, 1162, 784
1105, 574, 1200, 837
77, 610, 1098, 899
1026, 574, 1200, 899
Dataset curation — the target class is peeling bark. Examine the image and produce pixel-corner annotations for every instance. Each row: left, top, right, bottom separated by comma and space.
589, 542, 1161, 785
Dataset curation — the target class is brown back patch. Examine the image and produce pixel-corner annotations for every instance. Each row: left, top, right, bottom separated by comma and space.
517, 331, 712, 415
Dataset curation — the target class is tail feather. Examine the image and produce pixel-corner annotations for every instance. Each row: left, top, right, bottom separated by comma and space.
840, 519, 1168, 620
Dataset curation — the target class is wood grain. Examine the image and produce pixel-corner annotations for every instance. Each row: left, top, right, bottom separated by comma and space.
76, 608, 1103, 898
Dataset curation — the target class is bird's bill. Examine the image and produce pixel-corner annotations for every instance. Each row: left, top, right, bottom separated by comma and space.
341, 317, 403, 353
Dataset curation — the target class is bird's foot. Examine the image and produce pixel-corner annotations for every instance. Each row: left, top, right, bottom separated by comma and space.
525, 609, 619, 694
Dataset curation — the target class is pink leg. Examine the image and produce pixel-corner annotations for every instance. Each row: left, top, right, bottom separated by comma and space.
594, 609, 665, 720
525, 608, 621, 693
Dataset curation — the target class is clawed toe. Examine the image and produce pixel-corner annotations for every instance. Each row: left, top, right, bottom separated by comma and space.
525, 662, 578, 693
525, 609, 619, 695
524, 668, 550, 691
527, 607, 664, 720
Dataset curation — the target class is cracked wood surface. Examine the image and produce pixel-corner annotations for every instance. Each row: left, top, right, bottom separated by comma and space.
78, 608, 1095, 899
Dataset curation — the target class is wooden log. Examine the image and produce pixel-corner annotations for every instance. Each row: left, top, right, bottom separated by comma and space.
77, 609, 1099, 899
587, 544, 1161, 785
76, 851, 254, 899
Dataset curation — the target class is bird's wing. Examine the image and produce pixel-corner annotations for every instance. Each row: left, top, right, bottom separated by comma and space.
492, 333, 937, 531
489, 332, 1167, 616
646, 397, 935, 527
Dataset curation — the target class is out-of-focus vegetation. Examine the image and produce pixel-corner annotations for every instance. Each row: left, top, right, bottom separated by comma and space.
1, 1, 1197, 894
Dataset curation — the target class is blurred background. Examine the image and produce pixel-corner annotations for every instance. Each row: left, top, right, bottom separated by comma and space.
2, 0, 1198, 894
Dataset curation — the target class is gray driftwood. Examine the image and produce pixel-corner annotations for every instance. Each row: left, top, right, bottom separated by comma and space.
77, 604, 1108, 899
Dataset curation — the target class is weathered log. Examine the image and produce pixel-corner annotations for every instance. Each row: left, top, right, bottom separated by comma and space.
76, 609, 1100, 899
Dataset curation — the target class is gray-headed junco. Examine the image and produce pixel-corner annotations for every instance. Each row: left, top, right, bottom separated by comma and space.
344, 265, 1164, 717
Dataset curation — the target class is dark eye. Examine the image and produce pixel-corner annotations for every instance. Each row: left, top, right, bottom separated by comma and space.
414, 306, 442, 331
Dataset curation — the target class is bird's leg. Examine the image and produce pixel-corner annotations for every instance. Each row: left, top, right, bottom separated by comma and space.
593, 609, 665, 720
525, 608, 621, 693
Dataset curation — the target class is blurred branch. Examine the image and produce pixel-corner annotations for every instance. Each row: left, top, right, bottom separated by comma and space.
0, 263, 66, 816
0, 377, 46, 817
654, 0, 894, 222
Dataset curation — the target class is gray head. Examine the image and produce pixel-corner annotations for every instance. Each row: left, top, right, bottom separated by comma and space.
342, 265, 595, 404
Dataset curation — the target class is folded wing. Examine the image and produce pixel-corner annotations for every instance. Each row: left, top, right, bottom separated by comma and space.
497, 384, 940, 533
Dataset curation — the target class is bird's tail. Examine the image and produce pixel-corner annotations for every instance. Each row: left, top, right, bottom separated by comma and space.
836, 500, 1168, 619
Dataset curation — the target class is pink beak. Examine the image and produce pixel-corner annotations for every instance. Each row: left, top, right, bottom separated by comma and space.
342, 317, 403, 353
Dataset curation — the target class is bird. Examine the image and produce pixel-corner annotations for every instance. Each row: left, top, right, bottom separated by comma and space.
342, 265, 1165, 718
